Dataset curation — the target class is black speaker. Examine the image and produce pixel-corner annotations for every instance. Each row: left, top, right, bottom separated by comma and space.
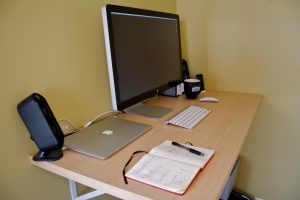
17, 93, 64, 161
181, 59, 190, 80
196, 74, 205, 92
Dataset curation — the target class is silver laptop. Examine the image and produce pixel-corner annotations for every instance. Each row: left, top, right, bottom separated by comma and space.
64, 117, 152, 159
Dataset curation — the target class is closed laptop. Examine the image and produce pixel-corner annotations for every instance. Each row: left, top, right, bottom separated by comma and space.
64, 117, 152, 159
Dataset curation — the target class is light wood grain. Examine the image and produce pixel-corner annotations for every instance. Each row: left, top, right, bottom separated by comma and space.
31, 90, 262, 200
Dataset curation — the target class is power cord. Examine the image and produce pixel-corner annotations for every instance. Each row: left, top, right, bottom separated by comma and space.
57, 118, 80, 135
57, 110, 122, 135
83, 110, 122, 128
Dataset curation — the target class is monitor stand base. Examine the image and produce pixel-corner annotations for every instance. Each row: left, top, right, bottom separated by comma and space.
124, 103, 172, 119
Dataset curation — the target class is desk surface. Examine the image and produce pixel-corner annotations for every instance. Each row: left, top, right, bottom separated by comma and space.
31, 90, 262, 200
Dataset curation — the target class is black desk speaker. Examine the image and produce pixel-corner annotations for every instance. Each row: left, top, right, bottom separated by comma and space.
17, 93, 64, 161
196, 74, 205, 92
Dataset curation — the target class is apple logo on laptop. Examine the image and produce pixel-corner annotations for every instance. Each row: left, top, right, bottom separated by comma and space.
102, 130, 114, 135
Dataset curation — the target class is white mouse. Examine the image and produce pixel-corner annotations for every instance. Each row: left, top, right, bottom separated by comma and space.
199, 97, 219, 103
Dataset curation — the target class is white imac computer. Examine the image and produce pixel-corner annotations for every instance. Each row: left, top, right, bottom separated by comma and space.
102, 4, 183, 118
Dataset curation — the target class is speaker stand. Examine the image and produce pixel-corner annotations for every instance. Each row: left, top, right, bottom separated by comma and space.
33, 148, 63, 161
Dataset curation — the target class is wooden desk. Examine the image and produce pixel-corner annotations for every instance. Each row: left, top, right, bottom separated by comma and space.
31, 90, 262, 200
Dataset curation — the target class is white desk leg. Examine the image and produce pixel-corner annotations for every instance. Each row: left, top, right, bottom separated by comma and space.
69, 179, 104, 200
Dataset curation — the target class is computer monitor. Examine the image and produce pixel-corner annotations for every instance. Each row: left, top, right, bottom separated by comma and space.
102, 4, 182, 118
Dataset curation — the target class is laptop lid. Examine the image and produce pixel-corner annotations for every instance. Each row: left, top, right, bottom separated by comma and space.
64, 117, 152, 159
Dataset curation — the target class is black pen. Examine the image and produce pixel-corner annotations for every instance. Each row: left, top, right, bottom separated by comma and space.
171, 141, 204, 156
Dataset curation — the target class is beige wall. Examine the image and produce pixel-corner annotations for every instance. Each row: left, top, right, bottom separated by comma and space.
177, 0, 300, 199
0, 0, 176, 199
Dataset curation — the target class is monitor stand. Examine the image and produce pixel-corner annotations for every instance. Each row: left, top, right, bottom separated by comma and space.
124, 103, 172, 119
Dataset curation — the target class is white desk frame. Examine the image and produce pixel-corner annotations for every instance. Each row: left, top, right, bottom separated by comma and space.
69, 180, 104, 200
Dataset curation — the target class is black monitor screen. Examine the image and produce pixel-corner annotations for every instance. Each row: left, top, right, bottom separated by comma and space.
102, 5, 182, 111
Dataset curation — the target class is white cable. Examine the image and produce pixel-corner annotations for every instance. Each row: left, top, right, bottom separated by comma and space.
58, 111, 121, 135
57, 118, 80, 131
83, 110, 122, 128
57, 117, 81, 136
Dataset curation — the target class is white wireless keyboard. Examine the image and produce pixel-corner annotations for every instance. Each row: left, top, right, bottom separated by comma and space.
165, 105, 211, 129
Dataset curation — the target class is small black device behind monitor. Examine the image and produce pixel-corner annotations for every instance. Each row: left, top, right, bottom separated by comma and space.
195, 74, 205, 92
102, 4, 183, 118
17, 93, 64, 161
181, 59, 190, 80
